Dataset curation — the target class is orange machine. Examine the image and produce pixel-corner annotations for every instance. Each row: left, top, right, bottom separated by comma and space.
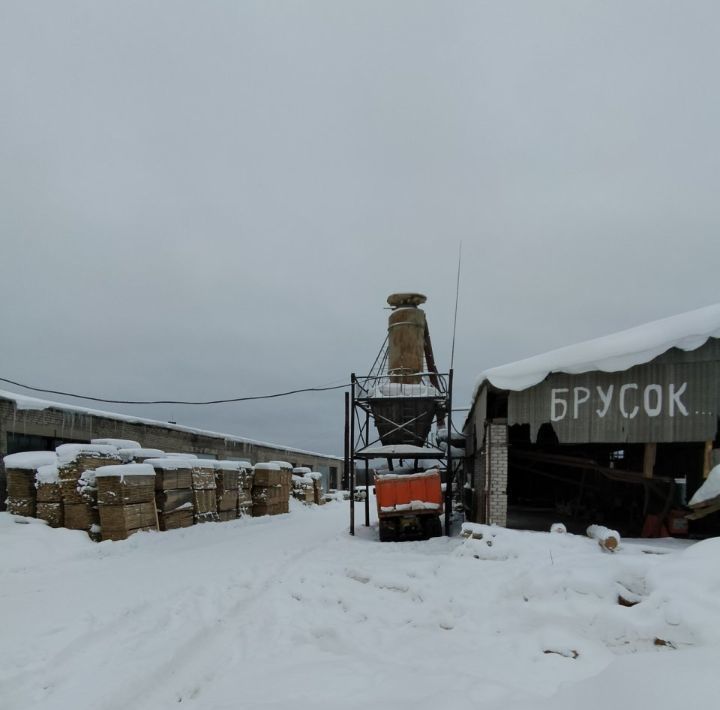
375, 469, 443, 541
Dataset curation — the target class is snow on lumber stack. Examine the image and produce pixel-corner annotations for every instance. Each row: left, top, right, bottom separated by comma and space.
117, 447, 166, 463
96, 464, 157, 505
90, 438, 141, 449
55, 445, 122, 538
35, 464, 63, 528
587, 524, 621, 552
311, 473, 325, 505
215, 465, 239, 520
62, 471, 102, 539
3, 451, 58, 521
96, 464, 158, 541
56, 445, 123, 535
3, 451, 57, 470
291, 474, 314, 503
191, 461, 218, 524
146, 459, 194, 531
57, 444, 122, 467
252, 463, 289, 516
238, 464, 254, 516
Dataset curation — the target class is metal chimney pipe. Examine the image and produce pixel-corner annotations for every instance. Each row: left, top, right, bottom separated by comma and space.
387, 292, 427, 384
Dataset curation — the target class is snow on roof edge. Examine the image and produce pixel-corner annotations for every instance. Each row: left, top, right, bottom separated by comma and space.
467, 302, 720, 418
0, 389, 342, 461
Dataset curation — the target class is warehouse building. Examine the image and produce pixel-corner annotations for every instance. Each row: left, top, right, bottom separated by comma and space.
462, 303, 720, 536
0, 389, 341, 509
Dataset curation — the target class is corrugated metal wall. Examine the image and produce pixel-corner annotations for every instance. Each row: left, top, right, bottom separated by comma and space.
507, 344, 720, 444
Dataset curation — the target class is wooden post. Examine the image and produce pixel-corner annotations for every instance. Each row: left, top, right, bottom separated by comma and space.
643, 443, 656, 479
703, 440, 713, 479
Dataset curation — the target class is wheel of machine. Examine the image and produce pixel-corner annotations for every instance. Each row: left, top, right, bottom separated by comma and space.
423, 515, 443, 539
378, 518, 398, 542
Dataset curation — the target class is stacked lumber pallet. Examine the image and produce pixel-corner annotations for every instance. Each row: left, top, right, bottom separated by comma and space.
310, 472, 325, 505
96, 464, 159, 541
215, 461, 240, 522
36, 462, 64, 527
292, 469, 315, 504
3, 451, 56, 518
191, 460, 219, 524
252, 463, 285, 516
147, 457, 194, 531
237, 461, 254, 516
269, 461, 292, 514
57, 444, 122, 538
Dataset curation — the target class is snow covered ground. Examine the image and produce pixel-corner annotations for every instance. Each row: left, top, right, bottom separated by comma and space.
2, 499, 719, 710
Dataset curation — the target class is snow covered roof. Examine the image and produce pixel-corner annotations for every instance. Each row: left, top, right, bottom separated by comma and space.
0, 389, 341, 461
476, 303, 720, 394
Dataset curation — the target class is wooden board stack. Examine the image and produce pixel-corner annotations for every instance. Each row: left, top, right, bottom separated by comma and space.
96, 464, 159, 541
191, 461, 219, 523
35, 463, 64, 527
269, 461, 292, 514
3, 451, 57, 518
57, 444, 122, 537
238, 462, 254, 516
147, 457, 194, 531
310, 472, 325, 505
292, 469, 315, 504
252, 463, 285, 516
215, 461, 240, 522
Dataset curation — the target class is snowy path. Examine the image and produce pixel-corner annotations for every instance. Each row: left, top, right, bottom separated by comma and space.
2, 501, 720, 710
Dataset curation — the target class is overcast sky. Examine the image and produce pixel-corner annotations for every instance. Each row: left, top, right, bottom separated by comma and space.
2, 1, 719, 456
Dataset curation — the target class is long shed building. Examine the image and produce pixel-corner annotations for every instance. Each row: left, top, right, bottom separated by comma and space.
462, 303, 720, 536
0, 389, 342, 509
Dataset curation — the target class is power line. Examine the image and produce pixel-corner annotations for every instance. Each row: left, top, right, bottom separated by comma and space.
0, 376, 349, 406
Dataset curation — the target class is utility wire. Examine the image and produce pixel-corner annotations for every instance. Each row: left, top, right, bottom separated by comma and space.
0, 376, 349, 406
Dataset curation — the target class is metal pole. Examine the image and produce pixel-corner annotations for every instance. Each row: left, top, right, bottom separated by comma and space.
350, 374, 356, 536
444, 368, 454, 536
364, 410, 370, 527
344, 391, 351, 534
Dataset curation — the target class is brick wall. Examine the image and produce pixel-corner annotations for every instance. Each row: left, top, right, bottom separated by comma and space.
486, 423, 508, 526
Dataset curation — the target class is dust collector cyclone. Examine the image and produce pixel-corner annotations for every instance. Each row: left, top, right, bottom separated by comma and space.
366, 292, 443, 447
348, 291, 453, 539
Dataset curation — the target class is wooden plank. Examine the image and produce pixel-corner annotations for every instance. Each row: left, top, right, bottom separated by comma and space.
643, 443, 657, 479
